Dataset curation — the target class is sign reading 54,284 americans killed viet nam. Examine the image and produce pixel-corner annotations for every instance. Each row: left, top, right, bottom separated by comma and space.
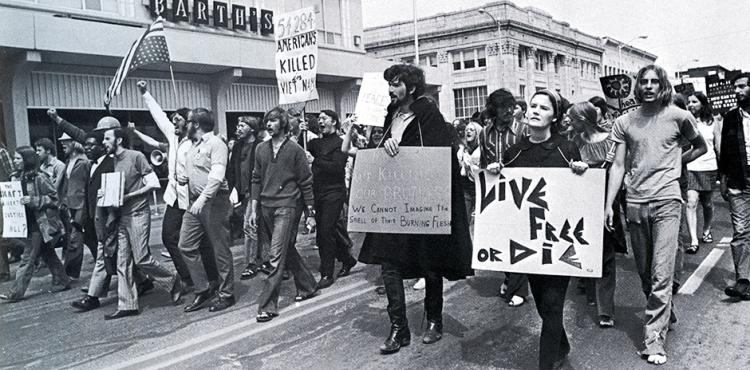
274, 7, 318, 104
347, 147, 451, 235
472, 168, 605, 278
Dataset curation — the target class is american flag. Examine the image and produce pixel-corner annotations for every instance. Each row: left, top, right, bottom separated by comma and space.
105, 17, 171, 106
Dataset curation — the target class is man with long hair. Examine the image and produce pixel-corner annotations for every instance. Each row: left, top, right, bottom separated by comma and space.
250, 107, 318, 322
58, 134, 91, 279
604, 64, 707, 365
718, 72, 750, 302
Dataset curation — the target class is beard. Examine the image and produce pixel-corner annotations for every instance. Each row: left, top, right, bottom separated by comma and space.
738, 94, 750, 109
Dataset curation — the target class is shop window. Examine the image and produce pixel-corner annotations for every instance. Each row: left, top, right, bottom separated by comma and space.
453, 86, 488, 119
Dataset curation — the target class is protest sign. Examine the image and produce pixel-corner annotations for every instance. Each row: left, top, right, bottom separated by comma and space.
347, 147, 451, 235
472, 168, 605, 278
599, 74, 639, 119
706, 74, 735, 115
274, 7, 318, 104
674, 83, 695, 96
1, 181, 27, 238
97, 172, 124, 208
353, 73, 390, 127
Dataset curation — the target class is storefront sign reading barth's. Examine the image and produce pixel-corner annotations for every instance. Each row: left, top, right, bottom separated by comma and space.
275, 7, 318, 104
149, 0, 274, 35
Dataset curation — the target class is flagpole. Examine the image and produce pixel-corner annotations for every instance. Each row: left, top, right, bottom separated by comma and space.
168, 63, 178, 101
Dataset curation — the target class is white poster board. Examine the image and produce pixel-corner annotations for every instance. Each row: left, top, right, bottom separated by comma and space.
473, 168, 605, 278
347, 147, 452, 234
97, 172, 124, 208
1, 181, 27, 238
275, 7, 319, 104
353, 73, 390, 127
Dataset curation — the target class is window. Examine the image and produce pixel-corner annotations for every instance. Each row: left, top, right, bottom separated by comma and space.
535, 52, 545, 71
452, 48, 487, 71
419, 54, 438, 67
454, 86, 488, 119
519, 84, 526, 97
518, 47, 525, 68
554, 56, 561, 74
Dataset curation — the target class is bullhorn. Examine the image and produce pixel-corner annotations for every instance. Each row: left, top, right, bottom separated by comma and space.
150, 150, 166, 166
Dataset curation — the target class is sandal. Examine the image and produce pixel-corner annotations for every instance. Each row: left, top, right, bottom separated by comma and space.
598, 315, 615, 328
702, 230, 713, 243
686, 244, 699, 255
256, 311, 278, 322
240, 265, 258, 280
508, 295, 525, 307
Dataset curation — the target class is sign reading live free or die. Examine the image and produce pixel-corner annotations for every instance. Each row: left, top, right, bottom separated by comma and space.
347, 147, 452, 235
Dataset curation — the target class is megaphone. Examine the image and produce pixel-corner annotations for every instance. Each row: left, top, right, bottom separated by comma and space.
150, 150, 166, 166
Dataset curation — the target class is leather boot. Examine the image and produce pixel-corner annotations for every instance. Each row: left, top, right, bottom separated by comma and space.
422, 321, 442, 344
380, 324, 411, 354
381, 267, 409, 354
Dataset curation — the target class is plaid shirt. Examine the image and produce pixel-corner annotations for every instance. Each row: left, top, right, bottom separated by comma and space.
0, 144, 12, 182
478, 118, 526, 168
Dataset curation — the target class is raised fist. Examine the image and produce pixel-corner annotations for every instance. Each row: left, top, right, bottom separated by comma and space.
137, 80, 147, 94
47, 108, 62, 124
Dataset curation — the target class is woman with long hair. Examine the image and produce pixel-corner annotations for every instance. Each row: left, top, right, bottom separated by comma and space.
684, 92, 722, 253
501, 90, 588, 370
567, 102, 627, 328
0, 146, 70, 302
458, 120, 482, 230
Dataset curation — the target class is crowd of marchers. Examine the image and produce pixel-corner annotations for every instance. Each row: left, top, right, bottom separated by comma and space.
1, 64, 749, 370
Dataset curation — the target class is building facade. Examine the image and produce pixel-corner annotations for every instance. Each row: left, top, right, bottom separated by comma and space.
600, 37, 656, 78
0, 0, 439, 150
364, 1, 657, 121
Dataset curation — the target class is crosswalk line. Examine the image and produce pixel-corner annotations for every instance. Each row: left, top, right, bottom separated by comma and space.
678, 248, 725, 295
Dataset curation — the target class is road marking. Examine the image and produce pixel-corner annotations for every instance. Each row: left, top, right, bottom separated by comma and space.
717, 236, 731, 247
678, 248, 725, 295
104, 279, 372, 370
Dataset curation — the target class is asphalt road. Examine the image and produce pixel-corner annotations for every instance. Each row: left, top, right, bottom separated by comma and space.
1, 196, 749, 370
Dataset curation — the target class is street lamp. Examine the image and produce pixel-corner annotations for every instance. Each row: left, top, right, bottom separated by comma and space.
617, 35, 648, 74
478, 8, 500, 38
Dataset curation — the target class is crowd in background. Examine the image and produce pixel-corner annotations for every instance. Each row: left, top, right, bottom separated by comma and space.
1, 64, 749, 370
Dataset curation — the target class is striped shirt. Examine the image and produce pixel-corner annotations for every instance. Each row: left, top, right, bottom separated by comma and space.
478, 118, 526, 168
0, 144, 12, 182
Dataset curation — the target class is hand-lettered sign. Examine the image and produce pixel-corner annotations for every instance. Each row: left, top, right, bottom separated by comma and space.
1, 181, 27, 238
472, 168, 605, 278
347, 147, 451, 234
275, 7, 318, 104
706, 74, 736, 115
353, 73, 390, 127
599, 74, 639, 119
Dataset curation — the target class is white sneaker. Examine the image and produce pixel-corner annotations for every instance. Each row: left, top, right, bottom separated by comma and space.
161, 250, 171, 259
413, 278, 425, 290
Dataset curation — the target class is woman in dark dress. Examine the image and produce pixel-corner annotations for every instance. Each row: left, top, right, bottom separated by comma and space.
501, 90, 588, 370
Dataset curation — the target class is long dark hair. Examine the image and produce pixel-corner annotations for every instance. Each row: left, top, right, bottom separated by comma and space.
15, 146, 39, 172
688, 91, 714, 123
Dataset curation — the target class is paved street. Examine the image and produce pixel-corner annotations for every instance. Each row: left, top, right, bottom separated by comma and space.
1, 196, 749, 370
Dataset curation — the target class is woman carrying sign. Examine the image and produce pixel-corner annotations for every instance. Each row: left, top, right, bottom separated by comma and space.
358, 64, 473, 355
501, 90, 588, 370
0, 146, 70, 302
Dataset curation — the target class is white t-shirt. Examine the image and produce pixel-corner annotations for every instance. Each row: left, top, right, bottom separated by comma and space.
686, 119, 718, 172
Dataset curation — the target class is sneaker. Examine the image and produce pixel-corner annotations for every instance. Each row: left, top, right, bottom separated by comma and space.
701, 231, 713, 243
598, 315, 614, 328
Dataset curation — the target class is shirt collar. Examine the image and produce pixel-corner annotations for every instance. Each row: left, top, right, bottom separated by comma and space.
486, 117, 517, 135
201, 131, 214, 143
516, 133, 561, 151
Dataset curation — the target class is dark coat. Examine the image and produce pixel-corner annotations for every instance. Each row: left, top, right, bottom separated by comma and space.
358, 96, 473, 280
718, 107, 750, 190
12, 171, 66, 244
61, 154, 91, 217
228, 139, 257, 201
